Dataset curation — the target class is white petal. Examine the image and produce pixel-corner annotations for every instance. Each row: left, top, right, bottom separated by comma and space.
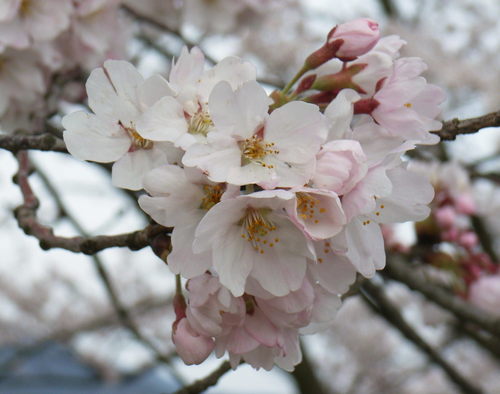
138, 74, 175, 108
168, 222, 212, 278
373, 165, 434, 223
213, 228, 255, 297
345, 218, 385, 277
197, 56, 256, 103
266, 101, 327, 163
209, 80, 270, 138
136, 96, 188, 142
111, 147, 167, 190
62, 111, 130, 163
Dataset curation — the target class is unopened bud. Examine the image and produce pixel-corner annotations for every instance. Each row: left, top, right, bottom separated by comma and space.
304, 39, 343, 71
172, 317, 215, 365
312, 64, 367, 92
328, 18, 379, 60
295, 74, 316, 95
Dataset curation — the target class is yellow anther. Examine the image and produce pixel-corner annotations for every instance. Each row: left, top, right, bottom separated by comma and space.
240, 135, 279, 168
200, 184, 224, 210
188, 110, 213, 136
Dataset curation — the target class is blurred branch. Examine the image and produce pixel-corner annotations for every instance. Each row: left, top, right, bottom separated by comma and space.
291, 340, 330, 394
13, 151, 168, 254
125, 6, 285, 89
471, 215, 499, 262
434, 110, 500, 141
122, 4, 218, 65
0, 133, 67, 153
385, 255, 500, 338
32, 162, 180, 378
361, 280, 482, 394
378, 0, 397, 17
173, 360, 232, 394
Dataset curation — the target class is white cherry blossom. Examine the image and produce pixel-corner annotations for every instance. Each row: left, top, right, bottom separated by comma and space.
183, 80, 328, 187
62, 60, 174, 190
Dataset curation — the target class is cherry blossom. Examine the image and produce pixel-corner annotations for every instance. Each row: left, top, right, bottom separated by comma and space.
0, 0, 72, 52
193, 190, 315, 297
62, 60, 174, 190
183, 80, 328, 187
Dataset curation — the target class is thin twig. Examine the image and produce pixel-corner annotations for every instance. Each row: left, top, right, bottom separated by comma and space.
433, 110, 500, 141
384, 255, 500, 338
13, 152, 168, 254
32, 162, 180, 380
361, 280, 482, 394
291, 340, 331, 394
0, 133, 67, 153
173, 360, 232, 394
122, 4, 218, 65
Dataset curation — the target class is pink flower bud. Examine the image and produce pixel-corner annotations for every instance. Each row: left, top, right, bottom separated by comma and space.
468, 275, 500, 316
328, 18, 380, 59
434, 206, 456, 228
172, 318, 215, 365
455, 194, 476, 215
313, 140, 367, 195
459, 232, 478, 249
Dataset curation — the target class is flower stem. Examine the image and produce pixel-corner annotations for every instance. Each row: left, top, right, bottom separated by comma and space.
281, 65, 308, 95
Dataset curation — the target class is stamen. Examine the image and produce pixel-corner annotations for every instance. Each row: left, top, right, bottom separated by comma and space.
119, 121, 153, 150
188, 110, 213, 136
240, 135, 279, 168
19, 0, 32, 16
239, 207, 278, 254
200, 184, 224, 210
296, 192, 327, 224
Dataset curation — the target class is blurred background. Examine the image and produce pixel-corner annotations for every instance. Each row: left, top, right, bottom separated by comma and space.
1, 0, 500, 393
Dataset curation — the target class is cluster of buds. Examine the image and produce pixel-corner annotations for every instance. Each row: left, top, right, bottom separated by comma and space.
62, 18, 444, 370
412, 162, 499, 312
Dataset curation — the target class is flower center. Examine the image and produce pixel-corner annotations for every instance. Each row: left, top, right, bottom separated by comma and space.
239, 207, 280, 254
296, 192, 327, 225
188, 110, 213, 136
19, 0, 32, 16
240, 135, 279, 168
200, 184, 224, 210
120, 121, 153, 151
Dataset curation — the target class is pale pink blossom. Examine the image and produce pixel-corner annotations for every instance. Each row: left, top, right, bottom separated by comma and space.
372, 57, 446, 144
172, 317, 215, 365
136, 47, 256, 150
183, 80, 328, 187
468, 275, 500, 316
312, 140, 368, 195
0, 48, 45, 118
183, 273, 343, 371
193, 190, 315, 297
0, 0, 72, 52
139, 165, 238, 278
63, 60, 174, 190
328, 18, 380, 59
286, 187, 346, 241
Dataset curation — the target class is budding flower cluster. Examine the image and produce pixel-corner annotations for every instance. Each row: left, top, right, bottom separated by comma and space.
62, 20, 445, 370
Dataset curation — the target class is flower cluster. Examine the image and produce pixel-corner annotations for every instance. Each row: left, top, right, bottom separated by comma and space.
62, 18, 444, 370
0, 0, 127, 130
411, 161, 499, 312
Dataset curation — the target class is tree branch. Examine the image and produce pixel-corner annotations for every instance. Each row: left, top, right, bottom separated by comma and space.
361, 280, 482, 394
384, 255, 500, 338
0, 133, 67, 153
173, 360, 232, 394
433, 110, 500, 141
31, 161, 180, 379
291, 340, 330, 394
13, 151, 168, 254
